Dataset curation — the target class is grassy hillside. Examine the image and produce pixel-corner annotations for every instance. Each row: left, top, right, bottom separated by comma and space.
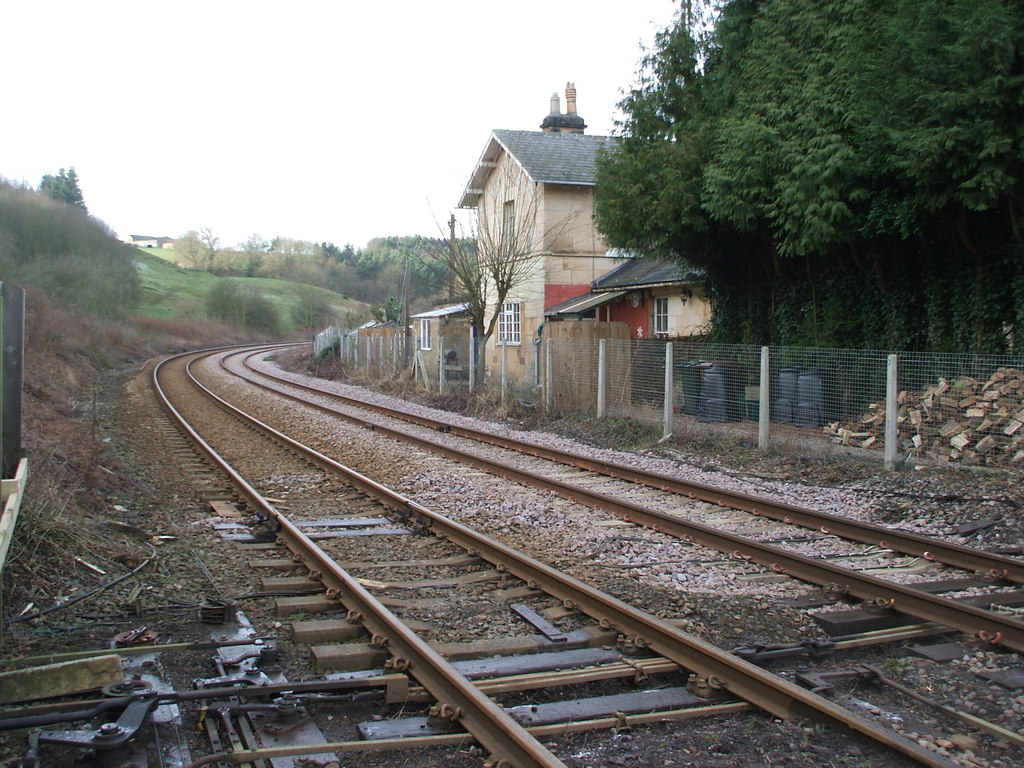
133, 249, 365, 333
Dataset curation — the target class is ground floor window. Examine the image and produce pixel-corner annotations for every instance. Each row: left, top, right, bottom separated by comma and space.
419, 318, 431, 350
654, 296, 669, 337
498, 301, 521, 345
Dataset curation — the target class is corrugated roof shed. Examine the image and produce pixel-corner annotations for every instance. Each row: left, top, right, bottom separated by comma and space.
410, 303, 471, 319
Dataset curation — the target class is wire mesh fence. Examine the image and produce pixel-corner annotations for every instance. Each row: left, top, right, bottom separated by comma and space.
319, 327, 1024, 468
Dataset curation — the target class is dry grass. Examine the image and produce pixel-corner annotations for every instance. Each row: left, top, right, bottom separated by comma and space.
1, 288, 266, 648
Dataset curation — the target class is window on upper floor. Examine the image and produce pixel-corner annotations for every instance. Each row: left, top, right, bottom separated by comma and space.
503, 200, 515, 244
498, 301, 521, 345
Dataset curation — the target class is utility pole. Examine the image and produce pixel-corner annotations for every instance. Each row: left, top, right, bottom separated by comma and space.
448, 214, 456, 302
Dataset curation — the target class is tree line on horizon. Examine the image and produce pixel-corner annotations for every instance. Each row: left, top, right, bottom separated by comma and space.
173, 229, 463, 315
0, 171, 467, 333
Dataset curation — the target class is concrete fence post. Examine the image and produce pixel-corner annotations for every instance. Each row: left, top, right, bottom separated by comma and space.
597, 339, 607, 419
438, 337, 446, 395
884, 353, 899, 470
758, 346, 770, 450
501, 341, 509, 405
545, 339, 554, 413
468, 330, 476, 393
662, 342, 674, 439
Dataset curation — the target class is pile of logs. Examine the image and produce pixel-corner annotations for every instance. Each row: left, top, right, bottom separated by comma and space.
824, 367, 1024, 465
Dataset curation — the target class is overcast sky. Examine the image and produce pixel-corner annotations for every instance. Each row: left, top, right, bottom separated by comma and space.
2, 1, 679, 250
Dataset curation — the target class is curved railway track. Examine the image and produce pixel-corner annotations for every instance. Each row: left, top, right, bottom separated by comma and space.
225, 346, 1024, 653
156, 346, 982, 767
5, 344, 1019, 768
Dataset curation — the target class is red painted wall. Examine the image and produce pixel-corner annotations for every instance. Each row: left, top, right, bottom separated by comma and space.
606, 296, 649, 338
544, 286, 651, 338
545, 284, 591, 307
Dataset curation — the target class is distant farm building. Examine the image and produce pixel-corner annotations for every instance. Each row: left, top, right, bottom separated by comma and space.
125, 234, 175, 249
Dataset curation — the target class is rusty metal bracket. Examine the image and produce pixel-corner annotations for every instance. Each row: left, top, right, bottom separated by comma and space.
732, 638, 836, 664
619, 656, 650, 686
113, 626, 156, 646
35, 695, 158, 768
795, 665, 879, 695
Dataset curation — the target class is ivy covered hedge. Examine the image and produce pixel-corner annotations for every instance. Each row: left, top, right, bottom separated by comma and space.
595, 0, 1024, 352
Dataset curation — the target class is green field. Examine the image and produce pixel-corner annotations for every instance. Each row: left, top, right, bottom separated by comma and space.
132, 249, 362, 333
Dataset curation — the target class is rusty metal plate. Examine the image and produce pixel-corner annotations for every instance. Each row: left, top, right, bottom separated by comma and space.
908, 642, 963, 662
507, 686, 702, 726
977, 669, 1024, 690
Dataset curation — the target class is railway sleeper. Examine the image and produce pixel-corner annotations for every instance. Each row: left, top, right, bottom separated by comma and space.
310, 627, 620, 673
358, 686, 709, 739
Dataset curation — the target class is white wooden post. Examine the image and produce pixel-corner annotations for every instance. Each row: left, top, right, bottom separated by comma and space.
662, 342, 674, 439
597, 339, 607, 418
545, 339, 554, 412
501, 341, 509, 404
884, 353, 899, 470
758, 346, 770, 450
379, 336, 385, 378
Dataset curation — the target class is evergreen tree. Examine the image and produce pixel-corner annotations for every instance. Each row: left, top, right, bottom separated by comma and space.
370, 295, 403, 324
39, 167, 87, 211
596, 0, 1024, 352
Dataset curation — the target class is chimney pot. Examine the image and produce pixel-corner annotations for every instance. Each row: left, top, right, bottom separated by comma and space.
565, 82, 577, 115
549, 92, 561, 115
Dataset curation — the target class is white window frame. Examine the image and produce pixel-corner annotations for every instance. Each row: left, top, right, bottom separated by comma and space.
503, 199, 515, 243
653, 296, 669, 338
498, 301, 521, 345
419, 318, 431, 350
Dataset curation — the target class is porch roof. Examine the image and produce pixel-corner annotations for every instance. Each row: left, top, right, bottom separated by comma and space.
545, 290, 626, 317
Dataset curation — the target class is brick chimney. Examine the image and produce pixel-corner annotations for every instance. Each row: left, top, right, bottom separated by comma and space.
540, 83, 587, 134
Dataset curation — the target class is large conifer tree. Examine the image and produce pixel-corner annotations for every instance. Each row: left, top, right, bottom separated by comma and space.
596, 0, 1024, 352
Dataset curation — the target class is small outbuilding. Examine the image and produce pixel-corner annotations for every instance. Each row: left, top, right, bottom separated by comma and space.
410, 303, 472, 389
546, 256, 710, 339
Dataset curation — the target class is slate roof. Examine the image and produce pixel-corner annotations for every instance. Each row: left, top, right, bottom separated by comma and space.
592, 258, 706, 291
460, 130, 617, 207
545, 290, 626, 317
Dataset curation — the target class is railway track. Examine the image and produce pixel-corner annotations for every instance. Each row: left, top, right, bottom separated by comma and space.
3, 345, 1021, 768
225, 347, 1024, 653
174, 348, 983, 767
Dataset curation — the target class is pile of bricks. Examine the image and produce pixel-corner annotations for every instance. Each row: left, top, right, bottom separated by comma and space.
823, 367, 1024, 465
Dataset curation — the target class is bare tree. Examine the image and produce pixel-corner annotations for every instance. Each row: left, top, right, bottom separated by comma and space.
431, 162, 578, 384
175, 230, 206, 270
239, 233, 268, 276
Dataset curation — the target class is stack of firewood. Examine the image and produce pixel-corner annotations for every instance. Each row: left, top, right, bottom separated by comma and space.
823, 367, 1024, 465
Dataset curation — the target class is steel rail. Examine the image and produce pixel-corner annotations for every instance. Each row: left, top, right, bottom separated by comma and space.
224, 349, 1024, 651
185, 702, 754, 768
153, 352, 568, 768
184, 349, 961, 768
234, 348, 1024, 585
